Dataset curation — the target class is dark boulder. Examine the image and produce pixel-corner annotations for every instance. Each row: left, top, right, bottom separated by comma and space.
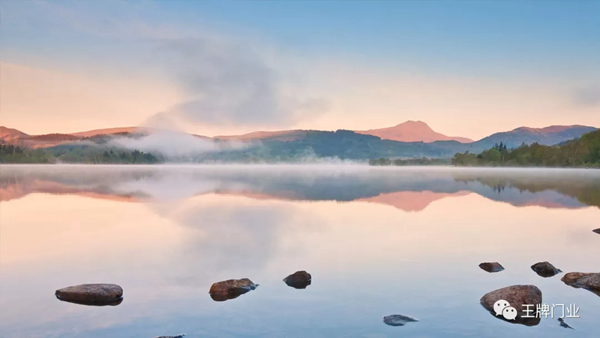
209, 278, 258, 302
480, 285, 542, 326
531, 261, 562, 278
383, 314, 418, 326
283, 271, 312, 289
55, 283, 123, 306
479, 262, 504, 273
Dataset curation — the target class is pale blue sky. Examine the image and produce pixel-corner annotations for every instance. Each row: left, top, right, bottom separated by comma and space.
1, 0, 599, 137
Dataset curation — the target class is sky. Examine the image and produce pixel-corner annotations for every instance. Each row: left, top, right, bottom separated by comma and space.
1, 0, 599, 140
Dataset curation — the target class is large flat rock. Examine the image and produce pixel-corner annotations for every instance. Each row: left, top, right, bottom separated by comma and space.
55, 283, 123, 305
480, 285, 542, 326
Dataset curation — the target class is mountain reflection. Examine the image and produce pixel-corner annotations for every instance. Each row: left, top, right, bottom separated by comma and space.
1, 166, 599, 210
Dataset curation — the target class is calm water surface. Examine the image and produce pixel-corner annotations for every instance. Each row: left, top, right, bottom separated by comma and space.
1, 165, 599, 338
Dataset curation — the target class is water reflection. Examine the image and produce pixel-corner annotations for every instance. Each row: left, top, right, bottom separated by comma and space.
55, 297, 124, 307
1, 165, 599, 337
480, 307, 541, 327
1, 165, 599, 210
209, 290, 251, 302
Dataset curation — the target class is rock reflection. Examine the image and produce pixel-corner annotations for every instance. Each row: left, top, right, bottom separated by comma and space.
481, 308, 541, 327
209, 290, 249, 302
55, 297, 124, 307
284, 280, 311, 289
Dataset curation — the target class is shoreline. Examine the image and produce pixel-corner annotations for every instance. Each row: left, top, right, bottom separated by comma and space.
1, 163, 599, 173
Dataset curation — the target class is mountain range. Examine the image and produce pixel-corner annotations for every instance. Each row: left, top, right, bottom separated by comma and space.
1, 122, 597, 161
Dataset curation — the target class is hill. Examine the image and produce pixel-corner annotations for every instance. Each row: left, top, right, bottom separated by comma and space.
0, 126, 29, 143
355, 120, 472, 143
71, 127, 141, 138
214, 130, 307, 142
215, 121, 472, 143
1, 123, 597, 163
452, 129, 600, 167
199, 130, 479, 162
474, 125, 597, 149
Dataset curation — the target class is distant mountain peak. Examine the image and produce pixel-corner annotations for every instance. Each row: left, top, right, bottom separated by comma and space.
398, 120, 426, 125
476, 124, 597, 149
0, 126, 29, 136
355, 121, 473, 143
394, 120, 431, 130
0, 126, 30, 143
513, 125, 590, 133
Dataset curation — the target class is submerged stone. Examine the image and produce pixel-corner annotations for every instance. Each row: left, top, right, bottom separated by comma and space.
479, 262, 505, 273
383, 314, 419, 326
531, 261, 562, 278
55, 283, 123, 306
283, 271, 312, 289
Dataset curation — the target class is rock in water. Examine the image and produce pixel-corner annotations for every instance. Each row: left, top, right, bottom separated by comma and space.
55, 284, 123, 306
283, 271, 312, 289
561, 272, 589, 285
531, 261, 562, 278
593, 228, 600, 235
479, 262, 505, 273
480, 285, 542, 326
561, 272, 600, 297
209, 278, 258, 301
156, 335, 185, 338
383, 314, 418, 326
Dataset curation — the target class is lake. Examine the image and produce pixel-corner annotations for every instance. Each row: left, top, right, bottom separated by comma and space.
1, 165, 599, 338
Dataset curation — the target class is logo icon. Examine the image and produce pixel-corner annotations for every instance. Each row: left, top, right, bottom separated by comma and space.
493, 299, 516, 320
502, 306, 517, 320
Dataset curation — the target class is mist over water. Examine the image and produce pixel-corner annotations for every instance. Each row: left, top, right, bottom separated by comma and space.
2, 165, 599, 204
1, 165, 599, 338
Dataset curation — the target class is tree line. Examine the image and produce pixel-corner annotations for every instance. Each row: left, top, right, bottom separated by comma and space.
368, 129, 600, 168
0, 144, 161, 164
368, 157, 451, 166
451, 130, 600, 167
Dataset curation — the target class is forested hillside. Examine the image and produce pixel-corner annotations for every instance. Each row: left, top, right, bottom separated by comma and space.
452, 129, 600, 167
